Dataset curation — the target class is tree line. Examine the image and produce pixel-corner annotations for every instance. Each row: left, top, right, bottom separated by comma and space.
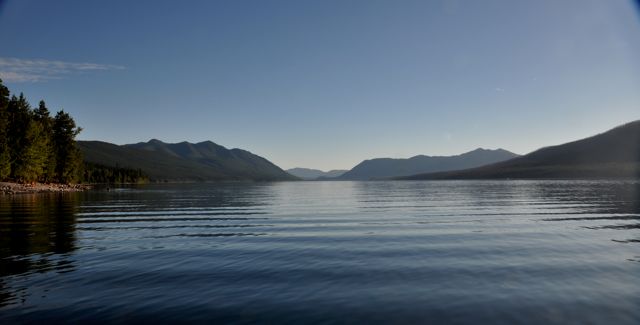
83, 162, 148, 184
0, 78, 83, 183
0, 78, 147, 184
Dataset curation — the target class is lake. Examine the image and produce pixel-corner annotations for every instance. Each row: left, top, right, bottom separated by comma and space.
1, 180, 639, 323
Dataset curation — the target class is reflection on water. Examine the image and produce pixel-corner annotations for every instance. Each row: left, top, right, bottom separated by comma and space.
0, 181, 639, 323
0, 194, 78, 307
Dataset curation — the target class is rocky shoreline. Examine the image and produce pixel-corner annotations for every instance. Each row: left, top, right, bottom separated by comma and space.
0, 182, 91, 195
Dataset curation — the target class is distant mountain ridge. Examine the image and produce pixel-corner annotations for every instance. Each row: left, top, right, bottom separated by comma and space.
400, 120, 640, 180
286, 168, 348, 180
339, 148, 519, 180
79, 139, 296, 182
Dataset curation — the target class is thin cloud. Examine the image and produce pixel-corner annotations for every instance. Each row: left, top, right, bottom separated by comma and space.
0, 57, 124, 82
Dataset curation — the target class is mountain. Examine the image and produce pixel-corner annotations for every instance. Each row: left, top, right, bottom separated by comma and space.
400, 121, 640, 180
78, 139, 297, 182
286, 168, 348, 180
338, 148, 519, 180
318, 170, 349, 179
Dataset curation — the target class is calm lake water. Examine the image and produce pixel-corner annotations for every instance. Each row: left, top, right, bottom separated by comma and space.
1, 180, 639, 323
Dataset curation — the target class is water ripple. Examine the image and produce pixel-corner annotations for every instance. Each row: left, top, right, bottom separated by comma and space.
1, 180, 640, 323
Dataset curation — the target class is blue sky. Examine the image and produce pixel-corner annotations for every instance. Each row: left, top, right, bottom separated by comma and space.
0, 0, 639, 170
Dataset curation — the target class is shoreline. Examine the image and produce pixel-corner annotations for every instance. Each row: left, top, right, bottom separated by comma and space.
0, 182, 91, 195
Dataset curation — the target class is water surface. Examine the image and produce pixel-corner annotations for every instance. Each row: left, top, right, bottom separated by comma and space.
1, 181, 639, 323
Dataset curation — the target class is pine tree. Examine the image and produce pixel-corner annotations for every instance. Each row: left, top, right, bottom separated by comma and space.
0, 83, 85, 184
34, 100, 56, 182
7, 93, 33, 180
0, 79, 10, 179
13, 120, 49, 182
53, 110, 83, 183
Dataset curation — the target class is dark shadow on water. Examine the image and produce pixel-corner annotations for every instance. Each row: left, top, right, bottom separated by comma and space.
0, 193, 80, 307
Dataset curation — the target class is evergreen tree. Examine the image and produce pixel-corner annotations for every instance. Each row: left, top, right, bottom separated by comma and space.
34, 100, 56, 182
13, 119, 49, 182
53, 110, 83, 183
83, 162, 149, 184
7, 93, 33, 179
0, 79, 10, 179
0, 82, 85, 184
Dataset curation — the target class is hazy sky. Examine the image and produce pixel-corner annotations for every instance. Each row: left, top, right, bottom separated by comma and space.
0, 0, 639, 170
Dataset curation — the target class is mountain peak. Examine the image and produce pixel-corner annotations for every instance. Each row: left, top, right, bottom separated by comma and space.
339, 149, 519, 180
144, 139, 224, 148
81, 139, 296, 181
287, 168, 348, 180
401, 120, 640, 180
468, 147, 508, 153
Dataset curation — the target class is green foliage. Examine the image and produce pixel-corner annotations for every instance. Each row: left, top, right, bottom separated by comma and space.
83, 162, 149, 184
53, 110, 83, 183
34, 101, 56, 182
0, 150, 10, 180
0, 79, 10, 179
7, 94, 32, 177
13, 120, 50, 182
0, 79, 84, 184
